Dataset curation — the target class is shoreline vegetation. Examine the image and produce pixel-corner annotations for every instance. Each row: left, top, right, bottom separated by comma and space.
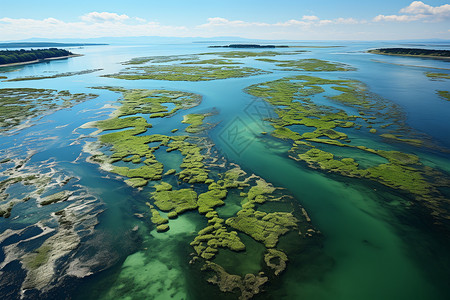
368, 48, 450, 59
0, 48, 82, 67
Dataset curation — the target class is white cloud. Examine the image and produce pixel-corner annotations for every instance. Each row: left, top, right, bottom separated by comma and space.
302, 15, 319, 21
197, 17, 269, 28
198, 16, 361, 29
374, 1, 450, 22
80, 12, 130, 23
400, 1, 450, 16
334, 17, 359, 24
0, 16, 187, 40
0, 7, 448, 41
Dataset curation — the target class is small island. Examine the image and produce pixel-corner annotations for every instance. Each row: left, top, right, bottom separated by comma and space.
368, 48, 450, 59
209, 44, 289, 48
0, 48, 81, 67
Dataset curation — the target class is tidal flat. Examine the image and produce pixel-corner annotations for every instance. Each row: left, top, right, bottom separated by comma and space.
0, 42, 449, 300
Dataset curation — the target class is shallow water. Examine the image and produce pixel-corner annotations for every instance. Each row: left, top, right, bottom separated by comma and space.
0, 41, 449, 300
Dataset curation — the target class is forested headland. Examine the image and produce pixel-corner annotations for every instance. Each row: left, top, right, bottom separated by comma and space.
368, 48, 450, 58
0, 48, 75, 65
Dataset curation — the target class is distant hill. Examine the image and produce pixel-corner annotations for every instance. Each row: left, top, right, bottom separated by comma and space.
0, 42, 107, 48
368, 48, 450, 58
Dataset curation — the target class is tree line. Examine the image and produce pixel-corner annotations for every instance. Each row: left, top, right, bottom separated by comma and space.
369, 48, 450, 57
0, 48, 73, 65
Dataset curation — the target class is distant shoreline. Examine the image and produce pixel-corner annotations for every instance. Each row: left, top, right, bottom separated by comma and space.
0, 42, 107, 48
209, 44, 289, 48
367, 49, 450, 60
0, 54, 83, 68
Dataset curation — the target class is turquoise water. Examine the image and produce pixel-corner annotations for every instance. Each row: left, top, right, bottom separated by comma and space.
0, 41, 449, 299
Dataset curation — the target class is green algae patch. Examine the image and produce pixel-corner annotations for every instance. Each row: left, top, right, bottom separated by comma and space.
380, 134, 424, 147
103, 65, 269, 81
146, 202, 169, 225
264, 249, 288, 275
247, 179, 276, 202
122, 54, 199, 65
246, 75, 450, 222
152, 188, 198, 216
201, 262, 268, 299
226, 208, 298, 248
182, 113, 210, 133
256, 58, 355, 71
426, 72, 450, 80
153, 181, 172, 192
24, 245, 52, 270
437, 90, 450, 101
0, 88, 97, 133
156, 224, 170, 232
82, 86, 320, 300
91, 87, 202, 119
0, 158, 53, 218
191, 212, 245, 260
205, 50, 303, 58
4, 69, 102, 82
40, 190, 72, 206
163, 169, 176, 176
182, 58, 241, 65
197, 184, 228, 214
125, 178, 148, 188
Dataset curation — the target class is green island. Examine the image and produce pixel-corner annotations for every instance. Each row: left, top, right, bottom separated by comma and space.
4, 68, 102, 81
209, 44, 290, 48
0, 88, 98, 133
181, 58, 242, 65
424, 73, 450, 102
203, 50, 305, 58
425, 72, 450, 80
368, 48, 450, 58
246, 75, 450, 223
256, 58, 356, 71
0, 48, 77, 66
123, 55, 199, 65
103, 64, 269, 81
83, 86, 318, 299
437, 90, 450, 101
122, 50, 303, 66
182, 113, 212, 133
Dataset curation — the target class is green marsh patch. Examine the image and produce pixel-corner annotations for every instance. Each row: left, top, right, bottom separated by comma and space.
256, 58, 356, 71
0, 88, 97, 133
4, 69, 102, 82
103, 65, 269, 81
246, 75, 450, 222
82, 86, 318, 299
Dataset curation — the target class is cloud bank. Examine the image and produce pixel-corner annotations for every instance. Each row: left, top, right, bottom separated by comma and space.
374, 1, 450, 22
0, 2, 449, 41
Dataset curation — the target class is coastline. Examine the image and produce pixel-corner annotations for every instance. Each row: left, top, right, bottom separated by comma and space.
0, 54, 83, 68
367, 50, 450, 60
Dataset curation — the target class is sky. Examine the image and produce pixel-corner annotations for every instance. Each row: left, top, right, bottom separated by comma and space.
0, 0, 449, 41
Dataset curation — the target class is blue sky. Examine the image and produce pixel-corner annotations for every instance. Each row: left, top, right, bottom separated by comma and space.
1, 1, 449, 40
